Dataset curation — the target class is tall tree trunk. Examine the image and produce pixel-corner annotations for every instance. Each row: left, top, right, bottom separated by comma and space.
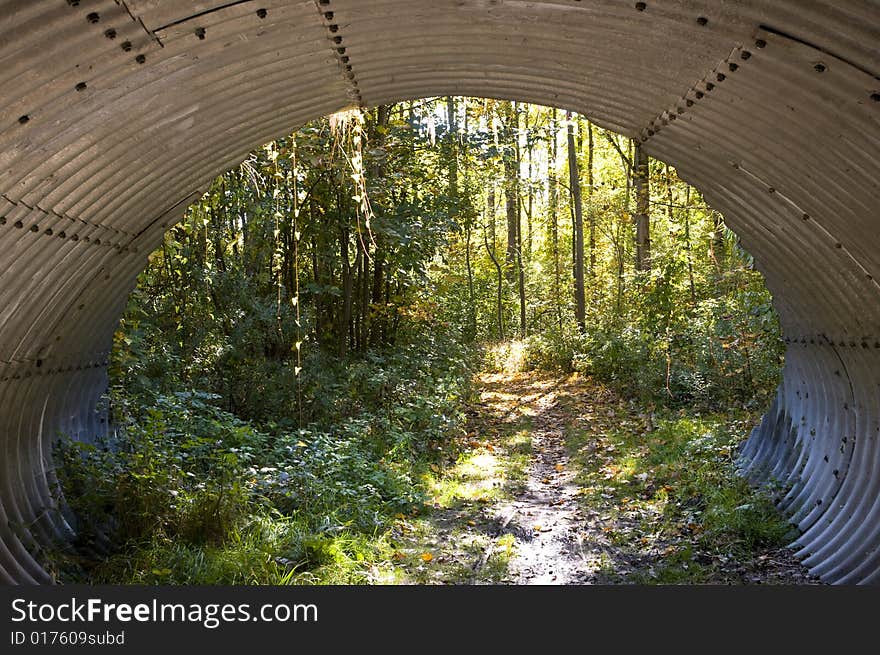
454, 98, 477, 339
339, 218, 353, 357
484, 187, 505, 340
683, 185, 697, 304
634, 141, 651, 272
238, 168, 249, 269
665, 164, 696, 304
514, 103, 526, 338
368, 105, 390, 346
602, 130, 633, 311
517, 201, 527, 338
525, 110, 534, 261
465, 223, 476, 339
309, 199, 325, 346
359, 237, 369, 351
618, 140, 633, 310
503, 102, 518, 278
587, 121, 596, 275
446, 97, 459, 204
548, 108, 561, 330
711, 210, 726, 275
567, 111, 586, 330
212, 182, 227, 274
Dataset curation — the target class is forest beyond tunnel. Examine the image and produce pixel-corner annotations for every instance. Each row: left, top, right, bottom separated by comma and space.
0, 1, 879, 584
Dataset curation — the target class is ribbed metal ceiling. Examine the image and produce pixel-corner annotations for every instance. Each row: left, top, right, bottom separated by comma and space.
0, 0, 878, 584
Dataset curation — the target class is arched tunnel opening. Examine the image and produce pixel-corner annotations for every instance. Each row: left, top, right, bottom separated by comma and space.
0, 0, 878, 585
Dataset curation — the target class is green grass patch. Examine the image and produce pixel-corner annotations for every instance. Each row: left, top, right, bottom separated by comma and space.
567, 407, 799, 584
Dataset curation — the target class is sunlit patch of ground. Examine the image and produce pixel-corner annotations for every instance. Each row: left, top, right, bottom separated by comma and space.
388, 378, 535, 584
429, 450, 504, 507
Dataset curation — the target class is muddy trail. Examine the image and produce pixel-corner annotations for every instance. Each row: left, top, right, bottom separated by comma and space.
484, 373, 589, 584
394, 371, 817, 585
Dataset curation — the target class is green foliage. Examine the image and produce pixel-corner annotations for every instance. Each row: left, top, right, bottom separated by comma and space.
464, 254, 782, 409
567, 409, 796, 584
54, 328, 476, 584
56, 393, 252, 549
630, 416, 795, 583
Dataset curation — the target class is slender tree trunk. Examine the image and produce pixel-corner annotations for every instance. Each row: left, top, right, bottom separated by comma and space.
619, 141, 633, 310
453, 98, 477, 339
211, 183, 227, 273
517, 202, 526, 338
526, 112, 534, 261
309, 198, 325, 346
359, 237, 369, 351
238, 169, 249, 269
465, 223, 476, 339
368, 105, 390, 346
711, 209, 726, 275
666, 164, 697, 304
311, 236, 323, 345
446, 97, 459, 204
503, 103, 518, 278
634, 141, 651, 272
484, 187, 505, 340
603, 130, 632, 310
587, 121, 596, 276
339, 219, 353, 357
514, 103, 526, 338
567, 111, 586, 330
548, 108, 561, 330
683, 186, 696, 303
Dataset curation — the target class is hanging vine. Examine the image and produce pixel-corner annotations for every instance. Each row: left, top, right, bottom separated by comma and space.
329, 108, 376, 253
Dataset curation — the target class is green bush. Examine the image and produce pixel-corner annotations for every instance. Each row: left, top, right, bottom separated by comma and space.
504, 266, 784, 411
52, 328, 477, 584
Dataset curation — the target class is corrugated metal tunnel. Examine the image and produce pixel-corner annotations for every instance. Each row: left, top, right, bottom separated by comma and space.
0, 0, 878, 584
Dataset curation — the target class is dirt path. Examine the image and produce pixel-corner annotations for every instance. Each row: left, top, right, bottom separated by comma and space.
394, 370, 817, 585
481, 373, 588, 584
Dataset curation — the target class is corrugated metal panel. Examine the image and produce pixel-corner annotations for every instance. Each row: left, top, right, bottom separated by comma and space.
0, 0, 877, 584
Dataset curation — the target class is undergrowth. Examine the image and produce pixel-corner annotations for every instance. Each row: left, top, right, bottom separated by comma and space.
566, 405, 801, 584
49, 331, 478, 585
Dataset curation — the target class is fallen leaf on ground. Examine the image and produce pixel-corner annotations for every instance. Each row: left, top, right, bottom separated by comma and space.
420, 553, 434, 562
